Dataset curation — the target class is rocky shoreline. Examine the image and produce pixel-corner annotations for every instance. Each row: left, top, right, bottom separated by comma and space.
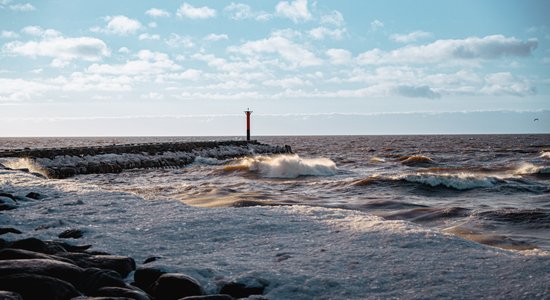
0, 141, 292, 179
1, 190, 266, 300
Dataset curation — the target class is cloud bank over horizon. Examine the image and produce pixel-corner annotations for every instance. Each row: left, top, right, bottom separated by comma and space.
0, 0, 549, 135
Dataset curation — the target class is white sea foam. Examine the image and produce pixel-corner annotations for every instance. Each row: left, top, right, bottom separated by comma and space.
399, 172, 498, 190
235, 154, 337, 178
540, 151, 550, 159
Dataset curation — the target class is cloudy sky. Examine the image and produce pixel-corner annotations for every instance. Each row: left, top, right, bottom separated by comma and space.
0, 0, 549, 136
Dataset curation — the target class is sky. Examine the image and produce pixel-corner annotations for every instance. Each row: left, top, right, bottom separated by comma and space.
0, 0, 549, 136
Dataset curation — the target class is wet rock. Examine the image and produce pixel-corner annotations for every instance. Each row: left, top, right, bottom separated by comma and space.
0, 197, 17, 211
58, 242, 92, 253
10, 238, 68, 254
0, 273, 81, 300
0, 228, 22, 235
56, 253, 136, 277
0, 193, 16, 200
219, 282, 266, 299
0, 290, 23, 300
78, 268, 126, 295
25, 192, 42, 200
93, 287, 150, 300
0, 259, 83, 286
142, 256, 161, 264
151, 273, 204, 300
179, 295, 235, 300
59, 229, 85, 239
132, 267, 166, 293
71, 297, 134, 300
0, 248, 75, 265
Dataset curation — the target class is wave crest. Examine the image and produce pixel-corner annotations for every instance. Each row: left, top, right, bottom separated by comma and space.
540, 151, 550, 159
400, 155, 436, 166
226, 154, 337, 178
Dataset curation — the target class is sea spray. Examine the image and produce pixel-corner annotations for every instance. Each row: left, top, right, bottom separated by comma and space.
227, 154, 337, 178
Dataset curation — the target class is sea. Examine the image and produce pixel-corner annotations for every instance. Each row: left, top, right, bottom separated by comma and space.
1, 134, 549, 252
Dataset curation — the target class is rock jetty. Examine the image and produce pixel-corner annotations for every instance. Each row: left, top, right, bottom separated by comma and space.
0, 141, 292, 179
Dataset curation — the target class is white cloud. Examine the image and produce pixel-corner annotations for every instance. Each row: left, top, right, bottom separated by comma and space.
176, 3, 216, 19
370, 19, 384, 31
263, 77, 311, 88
118, 47, 130, 53
30, 68, 42, 74
21, 26, 60, 37
87, 50, 180, 75
92, 15, 142, 35
394, 85, 440, 99
3, 34, 110, 65
481, 72, 535, 96
390, 31, 433, 43
53, 72, 133, 92
145, 8, 170, 18
223, 3, 271, 21
308, 27, 345, 40
139, 33, 160, 41
165, 33, 194, 48
162, 69, 202, 81
276, 0, 311, 23
320, 10, 344, 27
1, 30, 19, 38
0, 78, 53, 102
148, 22, 157, 28
230, 35, 322, 68
325, 48, 352, 65
357, 35, 538, 65
9, 2, 35, 11
203, 33, 228, 42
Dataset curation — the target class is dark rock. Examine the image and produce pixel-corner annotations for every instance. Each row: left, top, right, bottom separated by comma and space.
0, 228, 22, 235
78, 268, 126, 295
0, 290, 23, 300
179, 295, 235, 300
219, 282, 265, 299
10, 238, 70, 254
151, 273, 204, 300
25, 192, 42, 199
0, 248, 75, 264
132, 267, 166, 293
56, 253, 136, 277
142, 256, 161, 264
0, 193, 16, 200
0, 273, 81, 300
71, 297, 134, 300
94, 287, 150, 300
59, 229, 84, 239
57, 241, 92, 253
0, 259, 84, 286
0, 197, 17, 211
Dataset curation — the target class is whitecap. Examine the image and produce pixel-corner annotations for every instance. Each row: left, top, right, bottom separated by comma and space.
231, 154, 337, 178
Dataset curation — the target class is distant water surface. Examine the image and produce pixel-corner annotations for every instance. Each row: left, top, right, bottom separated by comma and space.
1, 135, 549, 251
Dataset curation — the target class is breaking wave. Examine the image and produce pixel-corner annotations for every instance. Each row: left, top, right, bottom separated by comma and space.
540, 151, 550, 159
399, 155, 436, 167
225, 154, 337, 178
354, 172, 502, 190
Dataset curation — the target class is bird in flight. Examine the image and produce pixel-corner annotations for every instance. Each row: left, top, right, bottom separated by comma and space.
534, 118, 539, 122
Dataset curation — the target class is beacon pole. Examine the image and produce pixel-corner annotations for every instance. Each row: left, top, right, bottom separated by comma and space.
245, 109, 252, 141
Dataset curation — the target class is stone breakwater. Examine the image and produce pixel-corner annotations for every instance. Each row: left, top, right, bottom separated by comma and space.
0, 141, 292, 179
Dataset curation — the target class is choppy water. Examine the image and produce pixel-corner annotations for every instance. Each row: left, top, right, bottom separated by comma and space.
1, 135, 550, 251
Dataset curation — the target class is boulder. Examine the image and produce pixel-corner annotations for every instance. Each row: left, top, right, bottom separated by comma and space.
0, 197, 17, 211
142, 256, 161, 264
56, 253, 135, 277
77, 268, 126, 295
9, 237, 64, 254
0, 290, 23, 300
25, 192, 42, 200
0, 273, 81, 300
179, 295, 235, 300
93, 287, 150, 300
132, 267, 166, 293
0, 259, 83, 286
151, 273, 204, 300
219, 282, 265, 299
0, 228, 22, 235
0, 248, 75, 264
59, 229, 85, 239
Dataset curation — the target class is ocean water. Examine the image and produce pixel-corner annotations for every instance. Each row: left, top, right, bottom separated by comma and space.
1, 134, 549, 251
